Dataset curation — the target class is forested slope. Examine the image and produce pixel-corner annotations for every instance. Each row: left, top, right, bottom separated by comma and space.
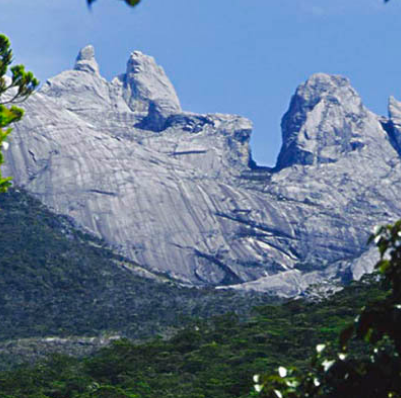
0, 188, 273, 363
0, 276, 384, 398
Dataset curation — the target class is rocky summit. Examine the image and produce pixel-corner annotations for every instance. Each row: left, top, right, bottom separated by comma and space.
4, 46, 401, 296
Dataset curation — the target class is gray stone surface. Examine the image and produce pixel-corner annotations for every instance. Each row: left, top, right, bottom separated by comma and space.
388, 96, 401, 154
74, 45, 100, 75
4, 48, 401, 296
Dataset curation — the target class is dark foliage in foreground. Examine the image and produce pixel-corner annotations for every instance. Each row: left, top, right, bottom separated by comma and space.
0, 34, 38, 192
257, 222, 401, 398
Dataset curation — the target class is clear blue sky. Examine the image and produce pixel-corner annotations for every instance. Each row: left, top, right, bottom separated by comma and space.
1, 0, 400, 166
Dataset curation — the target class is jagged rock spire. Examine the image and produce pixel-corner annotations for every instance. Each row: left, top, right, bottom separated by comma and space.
121, 51, 181, 130
74, 45, 100, 75
275, 73, 369, 170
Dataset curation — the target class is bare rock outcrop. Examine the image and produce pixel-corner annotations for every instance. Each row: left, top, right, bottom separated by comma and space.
4, 47, 401, 296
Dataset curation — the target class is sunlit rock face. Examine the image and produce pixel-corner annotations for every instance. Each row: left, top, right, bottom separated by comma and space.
74, 45, 100, 75
277, 74, 375, 169
4, 47, 401, 296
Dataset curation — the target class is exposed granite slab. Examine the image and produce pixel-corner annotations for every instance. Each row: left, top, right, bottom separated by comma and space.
4, 47, 400, 295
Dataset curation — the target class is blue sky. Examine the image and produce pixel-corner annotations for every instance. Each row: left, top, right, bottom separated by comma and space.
1, 0, 400, 166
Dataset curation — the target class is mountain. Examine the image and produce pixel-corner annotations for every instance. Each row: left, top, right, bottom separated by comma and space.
4, 46, 401, 296
0, 187, 273, 366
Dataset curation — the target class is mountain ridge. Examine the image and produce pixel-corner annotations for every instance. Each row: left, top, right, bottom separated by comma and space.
3, 46, 401, 295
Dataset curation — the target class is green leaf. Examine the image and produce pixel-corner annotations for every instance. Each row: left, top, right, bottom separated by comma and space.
125, 0, 141, 6
0, 176, 12, 193
376, 259, 391, 274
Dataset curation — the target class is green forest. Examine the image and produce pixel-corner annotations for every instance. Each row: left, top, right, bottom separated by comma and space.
0, 178, 399, 397
0, 273, 386, 398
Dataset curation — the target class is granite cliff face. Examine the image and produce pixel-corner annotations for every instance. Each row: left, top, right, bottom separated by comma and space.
4, 47, 401, 296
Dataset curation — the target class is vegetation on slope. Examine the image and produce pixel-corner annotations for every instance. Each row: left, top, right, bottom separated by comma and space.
0, 187, 392, 398
0, 188, 273, 354
0, 274, 384, 398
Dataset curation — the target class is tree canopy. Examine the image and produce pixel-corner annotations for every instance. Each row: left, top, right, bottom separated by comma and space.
255, 222, 401, 398
0, 34, 39, 193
